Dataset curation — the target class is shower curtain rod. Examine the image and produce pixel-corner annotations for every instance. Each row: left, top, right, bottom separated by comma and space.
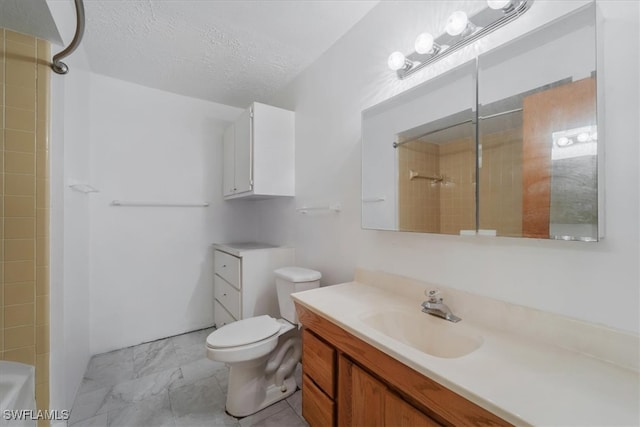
393, 119, 473, 148
51, 0, 85, 75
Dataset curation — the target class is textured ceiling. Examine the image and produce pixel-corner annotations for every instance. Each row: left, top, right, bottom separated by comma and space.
81, 0, 378, 108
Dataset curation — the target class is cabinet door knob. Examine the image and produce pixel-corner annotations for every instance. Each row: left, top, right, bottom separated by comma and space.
222, 264, 226, 268
223, 293, 227, 297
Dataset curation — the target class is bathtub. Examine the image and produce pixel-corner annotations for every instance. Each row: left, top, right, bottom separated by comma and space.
0, 361, 36, 427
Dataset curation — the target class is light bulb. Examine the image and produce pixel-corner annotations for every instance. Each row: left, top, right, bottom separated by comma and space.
387, 51, 408, 71
487, 0, 512, 10
445, 11, 469, 36
415, 33, 435, 54
557, 137, 572, 147
577, 132, 590, 142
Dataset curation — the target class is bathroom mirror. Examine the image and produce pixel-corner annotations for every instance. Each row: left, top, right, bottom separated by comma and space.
362, 3, 600, 240
362, 61, 476, 233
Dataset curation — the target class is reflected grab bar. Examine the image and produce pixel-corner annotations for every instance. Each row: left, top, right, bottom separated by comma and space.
409, 170, 444, 182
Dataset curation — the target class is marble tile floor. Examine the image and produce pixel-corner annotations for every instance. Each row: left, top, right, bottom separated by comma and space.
69, 327, 308, 427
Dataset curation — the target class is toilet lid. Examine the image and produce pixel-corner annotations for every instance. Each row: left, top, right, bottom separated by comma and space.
206, 315, 281, 348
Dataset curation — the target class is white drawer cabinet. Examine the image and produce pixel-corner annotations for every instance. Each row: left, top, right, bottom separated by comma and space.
212, 244, 295, 326
214, 300, 236, 328
214, 250, 241, 287
214, 275, 241, 319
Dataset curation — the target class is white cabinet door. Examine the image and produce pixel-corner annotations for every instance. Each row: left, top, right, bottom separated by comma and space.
234, 108, 253, 194
223, 125, 236, 196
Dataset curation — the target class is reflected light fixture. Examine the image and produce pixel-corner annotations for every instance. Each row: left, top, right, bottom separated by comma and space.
556, 136, 573, 147
388, 0, 533, 79
576, 132, 590, 143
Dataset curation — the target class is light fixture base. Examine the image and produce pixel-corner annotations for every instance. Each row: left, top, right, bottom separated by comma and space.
394, 0, 533, 80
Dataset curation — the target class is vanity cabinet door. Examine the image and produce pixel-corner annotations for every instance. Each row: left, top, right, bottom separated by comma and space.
338, 355, 440, 427
343, 359, 385, 426
385, 390, 440, 427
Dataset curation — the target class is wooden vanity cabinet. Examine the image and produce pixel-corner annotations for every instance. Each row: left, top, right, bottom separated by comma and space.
296, 304, 511, 427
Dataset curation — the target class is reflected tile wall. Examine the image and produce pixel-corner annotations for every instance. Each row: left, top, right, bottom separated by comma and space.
1, 28, 50, 425
479, 127, 523, 236
439, 137, 476, 234
398, 141, 440, 233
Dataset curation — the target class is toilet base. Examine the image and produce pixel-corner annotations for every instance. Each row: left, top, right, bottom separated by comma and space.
224, 327, 301, 417
228, 375, 297, 418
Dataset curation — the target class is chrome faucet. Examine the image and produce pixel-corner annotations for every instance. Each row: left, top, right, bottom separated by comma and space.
421, 290, 461, 323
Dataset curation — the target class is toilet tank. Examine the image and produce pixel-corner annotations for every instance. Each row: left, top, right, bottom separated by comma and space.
274, 267, 321, 324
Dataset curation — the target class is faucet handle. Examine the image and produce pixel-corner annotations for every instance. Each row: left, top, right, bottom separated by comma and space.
425, 289, 442, 302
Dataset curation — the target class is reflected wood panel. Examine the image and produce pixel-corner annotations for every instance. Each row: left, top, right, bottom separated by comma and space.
522, 77, 596, 238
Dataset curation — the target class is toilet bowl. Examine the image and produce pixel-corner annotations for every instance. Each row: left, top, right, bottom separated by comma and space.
206, 266, 321, 417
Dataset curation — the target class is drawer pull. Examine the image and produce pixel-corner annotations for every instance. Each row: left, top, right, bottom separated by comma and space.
223, 264, 227, 268
223, 293, 227, 296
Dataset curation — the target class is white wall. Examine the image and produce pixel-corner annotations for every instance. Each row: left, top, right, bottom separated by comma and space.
259, 1, 640, 334
47, 0, 93, 413
88, 74, 256, 353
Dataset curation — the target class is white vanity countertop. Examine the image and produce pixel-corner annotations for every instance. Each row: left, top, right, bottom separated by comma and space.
292, 280, 640, 426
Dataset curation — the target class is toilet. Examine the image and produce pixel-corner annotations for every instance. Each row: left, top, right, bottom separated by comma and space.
206, 266, 321, 417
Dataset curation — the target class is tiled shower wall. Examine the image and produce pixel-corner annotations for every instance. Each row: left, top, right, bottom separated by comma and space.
1, 28, 51, 421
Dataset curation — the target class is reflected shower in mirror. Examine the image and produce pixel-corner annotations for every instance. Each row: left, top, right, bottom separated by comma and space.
362, 61, 476, 233
396, 112, 476, 234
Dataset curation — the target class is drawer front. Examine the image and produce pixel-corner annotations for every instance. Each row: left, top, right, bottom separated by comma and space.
303, 329, 335, 398
214, 300, 237, 327
302, 374, 335, 427
214, 275, 241, 319
214, 250, 241, 288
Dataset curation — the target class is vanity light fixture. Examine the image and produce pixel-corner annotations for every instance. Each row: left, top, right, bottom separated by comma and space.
445, 11, 476, 37
414, 33, 441, 55
487, 0, 518, 12
387, 51, 413, 71
388, 0, 533, 79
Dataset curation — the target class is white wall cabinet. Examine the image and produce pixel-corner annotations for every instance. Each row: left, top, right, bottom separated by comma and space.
223, 102, 295, 199
212, 243, 295, 327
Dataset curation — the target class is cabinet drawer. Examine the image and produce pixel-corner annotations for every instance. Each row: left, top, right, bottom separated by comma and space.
214, 300, 236, 328
214, 250, 241, 287
303, 329, 335, 398
303, 374, 335, 427
214, 275, 241, 319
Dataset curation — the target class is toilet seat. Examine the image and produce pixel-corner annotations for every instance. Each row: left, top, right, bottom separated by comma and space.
207, 315, 281, 349
206, 316, 285, 363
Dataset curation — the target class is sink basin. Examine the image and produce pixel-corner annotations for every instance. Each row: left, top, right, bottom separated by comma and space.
359, 309, 483, 359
